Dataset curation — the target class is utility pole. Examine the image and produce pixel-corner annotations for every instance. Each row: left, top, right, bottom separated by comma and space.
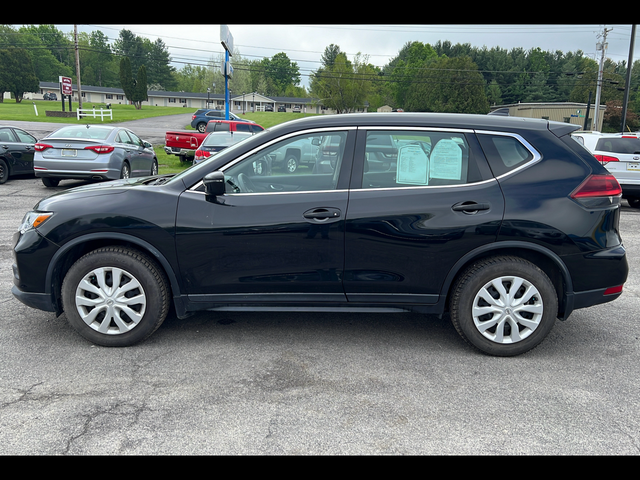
74, 24, 83, 112
594, 26, 612, 132
621, 24, 636, 132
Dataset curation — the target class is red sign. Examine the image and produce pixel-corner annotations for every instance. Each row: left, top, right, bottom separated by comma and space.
60, 76, 72, 96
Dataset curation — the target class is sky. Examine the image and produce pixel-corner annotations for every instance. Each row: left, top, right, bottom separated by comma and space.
53, 24, 640, 89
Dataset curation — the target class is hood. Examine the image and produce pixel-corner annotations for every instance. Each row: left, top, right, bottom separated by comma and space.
34, 177, 145, 210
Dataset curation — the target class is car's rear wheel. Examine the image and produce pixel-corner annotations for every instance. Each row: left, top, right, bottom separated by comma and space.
450, 256, 557, 356
0, 158, 9, 184
61, 247, 170, 347
627, 197, 640, 208
42, 177, 60, 188
197, 122, 206, 133
120, 162, 131, 179
151, 159, 158, 176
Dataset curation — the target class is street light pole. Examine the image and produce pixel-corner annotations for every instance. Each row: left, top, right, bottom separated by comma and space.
621, 24, 636, 132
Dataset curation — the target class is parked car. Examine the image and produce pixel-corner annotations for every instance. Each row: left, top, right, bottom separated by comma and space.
43, 92, 57, 101
206, 120, 264, 134
0, 126, 38, 184
190, 109, 250, 133
264, 104, 274, 112
278, 105, 286, 112
34, 125, 158, 187
571, 131, 640, 207
193, 132, 253, 165
268, 136, 319, 173
12, 113, 628, 356
164, 120, 264, 163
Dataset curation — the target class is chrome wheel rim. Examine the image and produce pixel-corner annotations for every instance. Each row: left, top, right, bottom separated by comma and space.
75, 267, 147, 335
286, 158, 296, 172
472, 276, 543, 344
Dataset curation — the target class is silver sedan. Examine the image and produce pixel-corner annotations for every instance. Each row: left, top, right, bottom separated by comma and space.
34, 125, 158, 187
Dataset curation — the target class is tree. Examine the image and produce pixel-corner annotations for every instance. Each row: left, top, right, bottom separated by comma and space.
311, 52, 376, 113
145, 38, 176, 91
119, 56, 148, 109
261, 52, 300, 96
0, 48, 39, 102
404, 56, 489, 114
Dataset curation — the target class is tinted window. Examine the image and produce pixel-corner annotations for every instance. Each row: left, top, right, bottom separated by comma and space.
0, 128, 17, 142
596, 137, 640, 154
477, 134, 535, 177
14, 129, 36, 143
223, 131, 349, 193
360, 130, 480, 189
208, 122, 230, 132
236, 123, 252, 132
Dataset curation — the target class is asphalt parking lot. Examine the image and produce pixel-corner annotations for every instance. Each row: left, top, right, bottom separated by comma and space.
1, 152, 639, 455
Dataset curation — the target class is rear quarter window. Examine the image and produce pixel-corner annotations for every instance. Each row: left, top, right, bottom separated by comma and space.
477, 133, 536, 177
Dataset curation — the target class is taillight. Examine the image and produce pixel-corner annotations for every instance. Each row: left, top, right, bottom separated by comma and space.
594, 154, 619, 165
194, 149, 211, 161
571, 174, 622, 199
34, 143, 52, 152
84, 145, 114, 154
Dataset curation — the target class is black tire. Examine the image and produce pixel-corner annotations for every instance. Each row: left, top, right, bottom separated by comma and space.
61, 247, 170, 347
0, 158, 8, 184
627, 197, 640, 208
284, 154, 298, 173
449, 256, 558, 357
120, 162, 131, 179
150, 159, 158, 176
197, 122, 206, 133
42, 177, 60, 188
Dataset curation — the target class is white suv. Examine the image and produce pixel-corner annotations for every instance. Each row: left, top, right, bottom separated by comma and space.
571, 131, 640, 207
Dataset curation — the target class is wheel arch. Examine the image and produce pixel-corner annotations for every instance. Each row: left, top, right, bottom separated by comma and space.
44, 232, 183, 316
440, 241, 574, 320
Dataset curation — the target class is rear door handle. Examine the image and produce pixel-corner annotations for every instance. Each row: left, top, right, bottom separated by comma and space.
303, 207, 341, 222
452, 202, 490, 214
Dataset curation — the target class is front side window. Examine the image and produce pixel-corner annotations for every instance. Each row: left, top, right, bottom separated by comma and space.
360, 130, 480, 189
222, 131, 349, 194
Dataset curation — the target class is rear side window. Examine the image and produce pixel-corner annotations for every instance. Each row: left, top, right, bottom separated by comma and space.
360, 130, 483, 189
596, 137, 640, 154
208, 122, 230, 132
477, 133, 536, 177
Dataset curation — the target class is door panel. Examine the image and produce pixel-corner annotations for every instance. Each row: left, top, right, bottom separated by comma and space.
344, 129, 504, 304
175, 129, 356, 303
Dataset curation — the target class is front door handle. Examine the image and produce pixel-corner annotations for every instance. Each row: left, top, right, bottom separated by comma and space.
303, 207, 341, 223
452, 202, 490, 214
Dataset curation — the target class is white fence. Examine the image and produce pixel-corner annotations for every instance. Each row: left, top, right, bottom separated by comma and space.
77, 107, 113, 121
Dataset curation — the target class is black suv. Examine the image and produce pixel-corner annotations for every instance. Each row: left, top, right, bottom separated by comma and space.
12, 113, 628, 356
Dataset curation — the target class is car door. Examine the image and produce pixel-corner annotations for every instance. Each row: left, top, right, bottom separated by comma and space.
175, 128, 356, 305
0, 127, 36, 175
125, 130, 154, 176
343, 127, 505, 306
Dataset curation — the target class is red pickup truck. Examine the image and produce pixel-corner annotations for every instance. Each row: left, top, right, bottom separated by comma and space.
164, 119, 264, 162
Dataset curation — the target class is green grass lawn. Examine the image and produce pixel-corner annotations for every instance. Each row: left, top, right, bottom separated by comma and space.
0, 99, 191, 124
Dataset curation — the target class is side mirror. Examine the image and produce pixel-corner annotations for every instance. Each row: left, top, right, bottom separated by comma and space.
203, 171, 225, 201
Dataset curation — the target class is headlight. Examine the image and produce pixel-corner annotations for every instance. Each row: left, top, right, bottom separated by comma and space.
19, 211, 53, 234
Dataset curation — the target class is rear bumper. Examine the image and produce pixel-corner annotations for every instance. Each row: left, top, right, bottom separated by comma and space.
164, 146, 194, 157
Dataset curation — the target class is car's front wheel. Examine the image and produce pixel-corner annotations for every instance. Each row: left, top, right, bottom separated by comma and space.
61, 247, 170, 347
449, 256, 557, 356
